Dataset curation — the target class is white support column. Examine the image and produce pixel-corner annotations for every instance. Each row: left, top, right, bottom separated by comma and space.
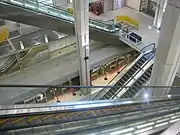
153, 0, 168, 28
150, 0, 180, 96
73, 0, 90, 95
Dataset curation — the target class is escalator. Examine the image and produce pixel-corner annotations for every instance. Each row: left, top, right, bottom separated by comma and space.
1, 96, 180, 134
0, 0, 121, 45
0, 50, 28, 76
121, 65, 153, 98
93, 50, 155, 100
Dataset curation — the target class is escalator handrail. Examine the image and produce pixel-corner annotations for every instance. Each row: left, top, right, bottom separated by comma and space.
92, 53, 144, 100
0, 95, 179, 116
93, 48, 155, 100
111, 50, 155, 99
120, 63, 153, 98
140, 43, 156, 53
92, 61, 132, 100
2, 0, 118, 33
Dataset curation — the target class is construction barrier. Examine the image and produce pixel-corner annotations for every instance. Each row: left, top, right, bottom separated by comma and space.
67, 8, 74, 15
115, 16, 139, 29
0, 28, 9, 43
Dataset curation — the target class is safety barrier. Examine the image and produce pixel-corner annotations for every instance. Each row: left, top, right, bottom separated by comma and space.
0, 28, 9, 43
115, 16, 139, 29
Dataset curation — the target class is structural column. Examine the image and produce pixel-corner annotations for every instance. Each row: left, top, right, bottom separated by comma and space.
73, 0, 90, 94
153, 0, 168, 28
150, 0, 180, 96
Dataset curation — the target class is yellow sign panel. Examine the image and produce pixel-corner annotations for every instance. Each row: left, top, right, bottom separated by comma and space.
115, 16, 139, 28
0, 28, 9, 43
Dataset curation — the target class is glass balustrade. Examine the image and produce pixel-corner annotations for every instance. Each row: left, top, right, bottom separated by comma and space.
0, 85, 179, 105
2, 0, 119, 33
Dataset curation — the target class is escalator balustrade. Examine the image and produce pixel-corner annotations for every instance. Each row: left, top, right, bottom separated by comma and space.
121, 65, 153, 98
0, 99, 179, 132
101, 51, 154, 100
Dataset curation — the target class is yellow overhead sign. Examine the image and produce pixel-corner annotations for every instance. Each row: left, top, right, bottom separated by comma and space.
0, 28, 9, 43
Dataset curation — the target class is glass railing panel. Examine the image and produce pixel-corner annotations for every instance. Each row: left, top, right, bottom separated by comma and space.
0, 92, 179, 135
0, 85, 179, 105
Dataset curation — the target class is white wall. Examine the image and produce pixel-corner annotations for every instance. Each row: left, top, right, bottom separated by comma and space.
125, 0, 141, 11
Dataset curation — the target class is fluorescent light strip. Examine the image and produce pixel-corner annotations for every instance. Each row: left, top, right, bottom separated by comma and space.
135, 127, 153, 134
156, 118, 169, 123
137, 122, 154, 129
170, 118, 180, 123
155, 122, 168, 128
110, 127, 134, 135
